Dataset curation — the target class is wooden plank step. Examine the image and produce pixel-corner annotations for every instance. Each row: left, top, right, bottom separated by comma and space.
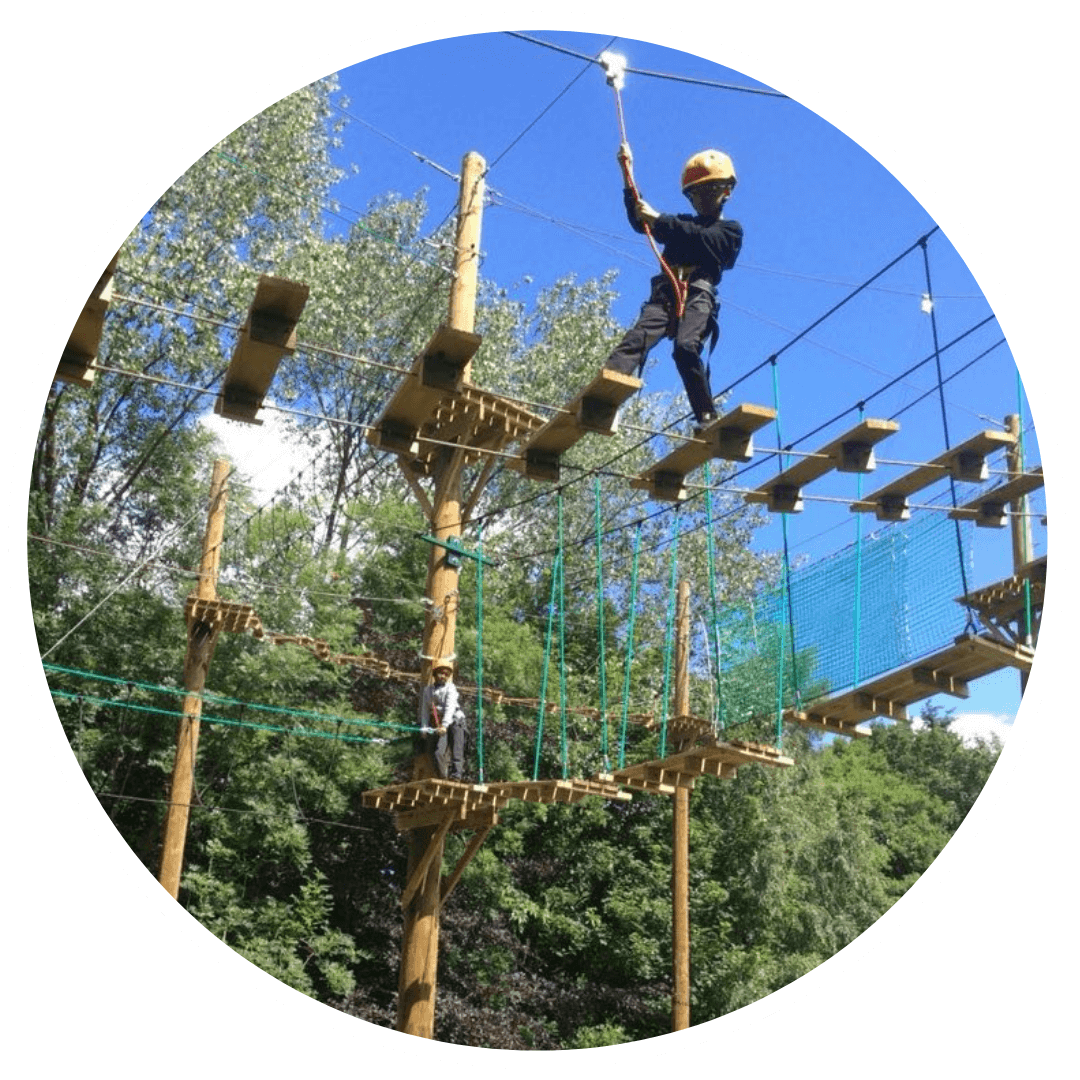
366, 324, 482, 455
508, 369, 643, 482
745, 418, 899, 514
851, 428, 1016, 522
214, 276, 309, 424
631, 403, 776, 502
57, 251, 120, 388
949, 466, 1044, 527
958, 555, 1046, 625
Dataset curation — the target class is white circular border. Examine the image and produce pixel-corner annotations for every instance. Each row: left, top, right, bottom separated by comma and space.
14, 10, 1062, 1071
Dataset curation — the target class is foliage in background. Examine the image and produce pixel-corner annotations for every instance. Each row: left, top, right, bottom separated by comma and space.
31, 77, 1002, 1049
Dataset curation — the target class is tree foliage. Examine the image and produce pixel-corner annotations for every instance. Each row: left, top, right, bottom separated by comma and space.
30, 77, 1004, 1049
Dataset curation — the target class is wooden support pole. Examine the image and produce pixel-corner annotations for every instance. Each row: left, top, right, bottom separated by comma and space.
672, 579, 691, 1032
1005, 414, 1034, 694
158, 458, 230, 899
397, 151, 487, 1040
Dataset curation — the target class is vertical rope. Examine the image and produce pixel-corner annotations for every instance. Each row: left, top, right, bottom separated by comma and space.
1016, 369, 1034, 643
703, 461, 725, 732
557, 492, 569, 779
532, 551, 561, 781
594, 477, 610, 771
852, 403, 866, 691
618, 520, 644, 769
659, 508, 681, 760
770, 358, 797, 743
474, 521, 485, 785
919, 237, 975, 631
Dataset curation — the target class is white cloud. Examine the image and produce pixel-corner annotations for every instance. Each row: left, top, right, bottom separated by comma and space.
200, 404, 328, 505
913, 711, 1013, 747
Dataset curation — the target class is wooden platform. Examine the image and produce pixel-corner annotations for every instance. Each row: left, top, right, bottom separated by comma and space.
631, 403, 776, 502
485, 777, 630, 805
57, 251, 119, 387
362, 778, 510, 832
611, 740, 793, 794
959, 555, 1046, 647
851, 428, 1016, 522
368, 324, 544, 471
184, 596, 260, 634
949, 466, 1044, 528
363, 774, 630, 831
509, 369, 643, 482
744, 418, 899, 514
785, 632, 1034, 737
214, 276, 309, 424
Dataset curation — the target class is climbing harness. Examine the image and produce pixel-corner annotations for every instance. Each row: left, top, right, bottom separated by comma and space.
600, 51, 689, 319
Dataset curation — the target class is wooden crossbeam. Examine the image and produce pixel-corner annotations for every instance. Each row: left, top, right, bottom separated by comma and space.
400, 814, 454, 910
912, 666, 971, 698
508, 369, 642, 482
949, 466, 1044, 528
440, 826, 493, 908
786, 709, 871, 738
630, 403, 776, 501
851, 428, 1016, 521
745, 418, 899, 514
214, 276, 309, 424
57, 251, 119, 388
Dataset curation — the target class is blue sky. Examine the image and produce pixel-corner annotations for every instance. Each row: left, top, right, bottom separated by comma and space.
213, 30, 1039, 735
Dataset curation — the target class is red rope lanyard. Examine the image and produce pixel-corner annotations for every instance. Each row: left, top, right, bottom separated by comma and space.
612, 86, 687, 319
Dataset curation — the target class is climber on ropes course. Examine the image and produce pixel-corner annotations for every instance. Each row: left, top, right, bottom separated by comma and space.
598, 52, 743, 433
419, 663, 469, 781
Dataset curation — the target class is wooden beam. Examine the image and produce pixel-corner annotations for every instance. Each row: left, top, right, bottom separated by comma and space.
851, 428, 1016, 521
745, 418, 899, 514
439, 826, 492, 909
57, 251, 119, 387
509, 368, 643, 482
912, 666, 971, 698
948, 466, 1044, 528
631, 403, 776, 502
400, 813, 454, 911
214, 276, 309, 424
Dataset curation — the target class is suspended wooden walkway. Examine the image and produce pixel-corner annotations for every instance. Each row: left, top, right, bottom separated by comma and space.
631, 404, 776, 502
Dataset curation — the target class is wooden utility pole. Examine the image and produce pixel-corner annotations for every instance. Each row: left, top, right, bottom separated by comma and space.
672, 579, 691, 1031
1004, 414, 1034, 693
396, 151, 486, 1039
159, 458, 230, 898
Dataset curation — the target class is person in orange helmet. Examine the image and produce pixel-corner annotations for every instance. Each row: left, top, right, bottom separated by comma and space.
604, 147, 743, 431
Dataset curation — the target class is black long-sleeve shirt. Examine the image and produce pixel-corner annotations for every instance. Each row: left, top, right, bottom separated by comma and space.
623, 187, 743, 291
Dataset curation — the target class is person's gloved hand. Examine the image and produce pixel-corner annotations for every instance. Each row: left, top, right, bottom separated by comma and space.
635, 198, 660, 225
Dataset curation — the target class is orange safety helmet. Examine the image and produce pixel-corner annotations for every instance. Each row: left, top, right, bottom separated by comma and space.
680, 149, 738, 194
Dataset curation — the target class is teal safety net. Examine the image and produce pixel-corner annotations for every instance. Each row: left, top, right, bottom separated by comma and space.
714, 508, 975, 726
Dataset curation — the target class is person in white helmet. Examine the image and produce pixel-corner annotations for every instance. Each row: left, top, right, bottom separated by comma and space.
603, 147, 743, 430
418, 663, 468, 781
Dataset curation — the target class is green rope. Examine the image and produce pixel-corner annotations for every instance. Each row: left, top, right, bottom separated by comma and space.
594, 477, 610, 771
618, 520, 644, 769
49, 688, 391, 744
42, 663, 406, 731
1016, 369, 1034, 645
770, 358, 788, 751
475, 521, 486, 784
533, 548, 562, 780
659, 508, 681, 760
557, 492, 569, 779
852, 404, 865, 690
703, 461, 724, 733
